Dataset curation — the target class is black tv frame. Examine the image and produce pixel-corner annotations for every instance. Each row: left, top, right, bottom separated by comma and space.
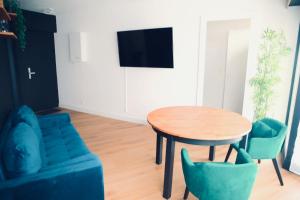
117, 27, 174, 68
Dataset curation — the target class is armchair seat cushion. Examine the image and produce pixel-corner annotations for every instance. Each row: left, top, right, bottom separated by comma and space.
251, 121, 277, 138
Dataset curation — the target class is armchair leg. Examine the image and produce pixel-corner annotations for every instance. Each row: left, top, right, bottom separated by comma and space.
272, 158, 284, 186
183, 187, 189, 200
224, 144, 233, 162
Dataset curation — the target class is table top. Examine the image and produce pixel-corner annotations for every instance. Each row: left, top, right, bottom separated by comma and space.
147, 106, 251, 141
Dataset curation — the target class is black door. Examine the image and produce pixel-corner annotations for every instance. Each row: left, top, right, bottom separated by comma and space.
15, 30, 59, 111
0, 39, 14, 129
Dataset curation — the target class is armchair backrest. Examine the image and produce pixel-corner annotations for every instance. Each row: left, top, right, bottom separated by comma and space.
247, 118, 287, 158
181, 148, 257, 200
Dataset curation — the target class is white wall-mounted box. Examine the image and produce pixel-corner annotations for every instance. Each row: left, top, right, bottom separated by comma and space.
69, 32, 88, 63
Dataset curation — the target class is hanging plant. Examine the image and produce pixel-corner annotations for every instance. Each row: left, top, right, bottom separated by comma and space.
4, 0, 26, 50
250, 28, 291, 120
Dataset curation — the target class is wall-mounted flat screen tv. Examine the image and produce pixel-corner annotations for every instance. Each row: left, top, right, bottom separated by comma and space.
117, 27, 174, 68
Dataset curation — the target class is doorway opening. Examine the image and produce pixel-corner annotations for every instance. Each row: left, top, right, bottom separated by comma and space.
202, 19, 251, 114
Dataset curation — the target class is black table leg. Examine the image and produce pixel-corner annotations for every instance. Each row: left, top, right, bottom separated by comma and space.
209, 146, 215, 161
156, 133, 163, 164
163, 137, 175, 199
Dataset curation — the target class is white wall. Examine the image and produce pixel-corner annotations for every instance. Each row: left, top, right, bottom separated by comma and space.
21, 0, 300, 123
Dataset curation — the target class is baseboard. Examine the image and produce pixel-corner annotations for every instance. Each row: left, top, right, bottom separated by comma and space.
59, 104, 147, 125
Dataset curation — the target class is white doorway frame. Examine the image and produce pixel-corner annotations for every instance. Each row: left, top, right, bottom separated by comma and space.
195, 12, 257, 119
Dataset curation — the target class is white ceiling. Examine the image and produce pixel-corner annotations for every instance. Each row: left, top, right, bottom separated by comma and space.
20, 0, 102, 14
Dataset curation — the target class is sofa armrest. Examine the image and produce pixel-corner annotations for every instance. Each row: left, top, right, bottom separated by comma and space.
0, 158, 104, 200
38, 113, 71, 129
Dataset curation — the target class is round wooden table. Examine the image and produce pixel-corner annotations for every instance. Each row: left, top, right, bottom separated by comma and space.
147, 106, 251, 199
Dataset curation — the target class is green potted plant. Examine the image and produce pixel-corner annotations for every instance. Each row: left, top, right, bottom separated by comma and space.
250, 28, 291, 120
4, 0, 26, 50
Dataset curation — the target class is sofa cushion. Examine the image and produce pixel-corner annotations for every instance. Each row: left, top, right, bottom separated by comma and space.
13, 105, 46, 167
0, 110, 19, 181
3, 122, 42, 178
42, 124, 89, 167
13, 105, 42, 141
251, 121, 277, 138
38, 113, 71, 130
0, 164, 4, 181
40, 154, 98, 172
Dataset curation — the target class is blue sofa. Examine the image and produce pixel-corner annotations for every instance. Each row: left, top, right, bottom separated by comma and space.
0, 106, 104, 200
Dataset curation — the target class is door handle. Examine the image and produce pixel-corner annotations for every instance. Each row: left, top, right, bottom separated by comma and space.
28, 67, 36, 80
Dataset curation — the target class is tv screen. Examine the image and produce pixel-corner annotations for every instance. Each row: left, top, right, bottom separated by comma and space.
117, 27, 174, 68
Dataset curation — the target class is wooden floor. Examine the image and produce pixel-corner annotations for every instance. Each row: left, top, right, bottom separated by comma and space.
67, 110, 300, 200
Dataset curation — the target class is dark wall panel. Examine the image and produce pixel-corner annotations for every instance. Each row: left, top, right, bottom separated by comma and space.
14, 31, 59, 111
0, 10, 58, 129
0, 39, 14, 130
23, 10, 57, 32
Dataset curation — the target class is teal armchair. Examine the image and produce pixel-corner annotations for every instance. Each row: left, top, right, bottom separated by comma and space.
181, 147, 257, 200
225, 118, 287, 186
